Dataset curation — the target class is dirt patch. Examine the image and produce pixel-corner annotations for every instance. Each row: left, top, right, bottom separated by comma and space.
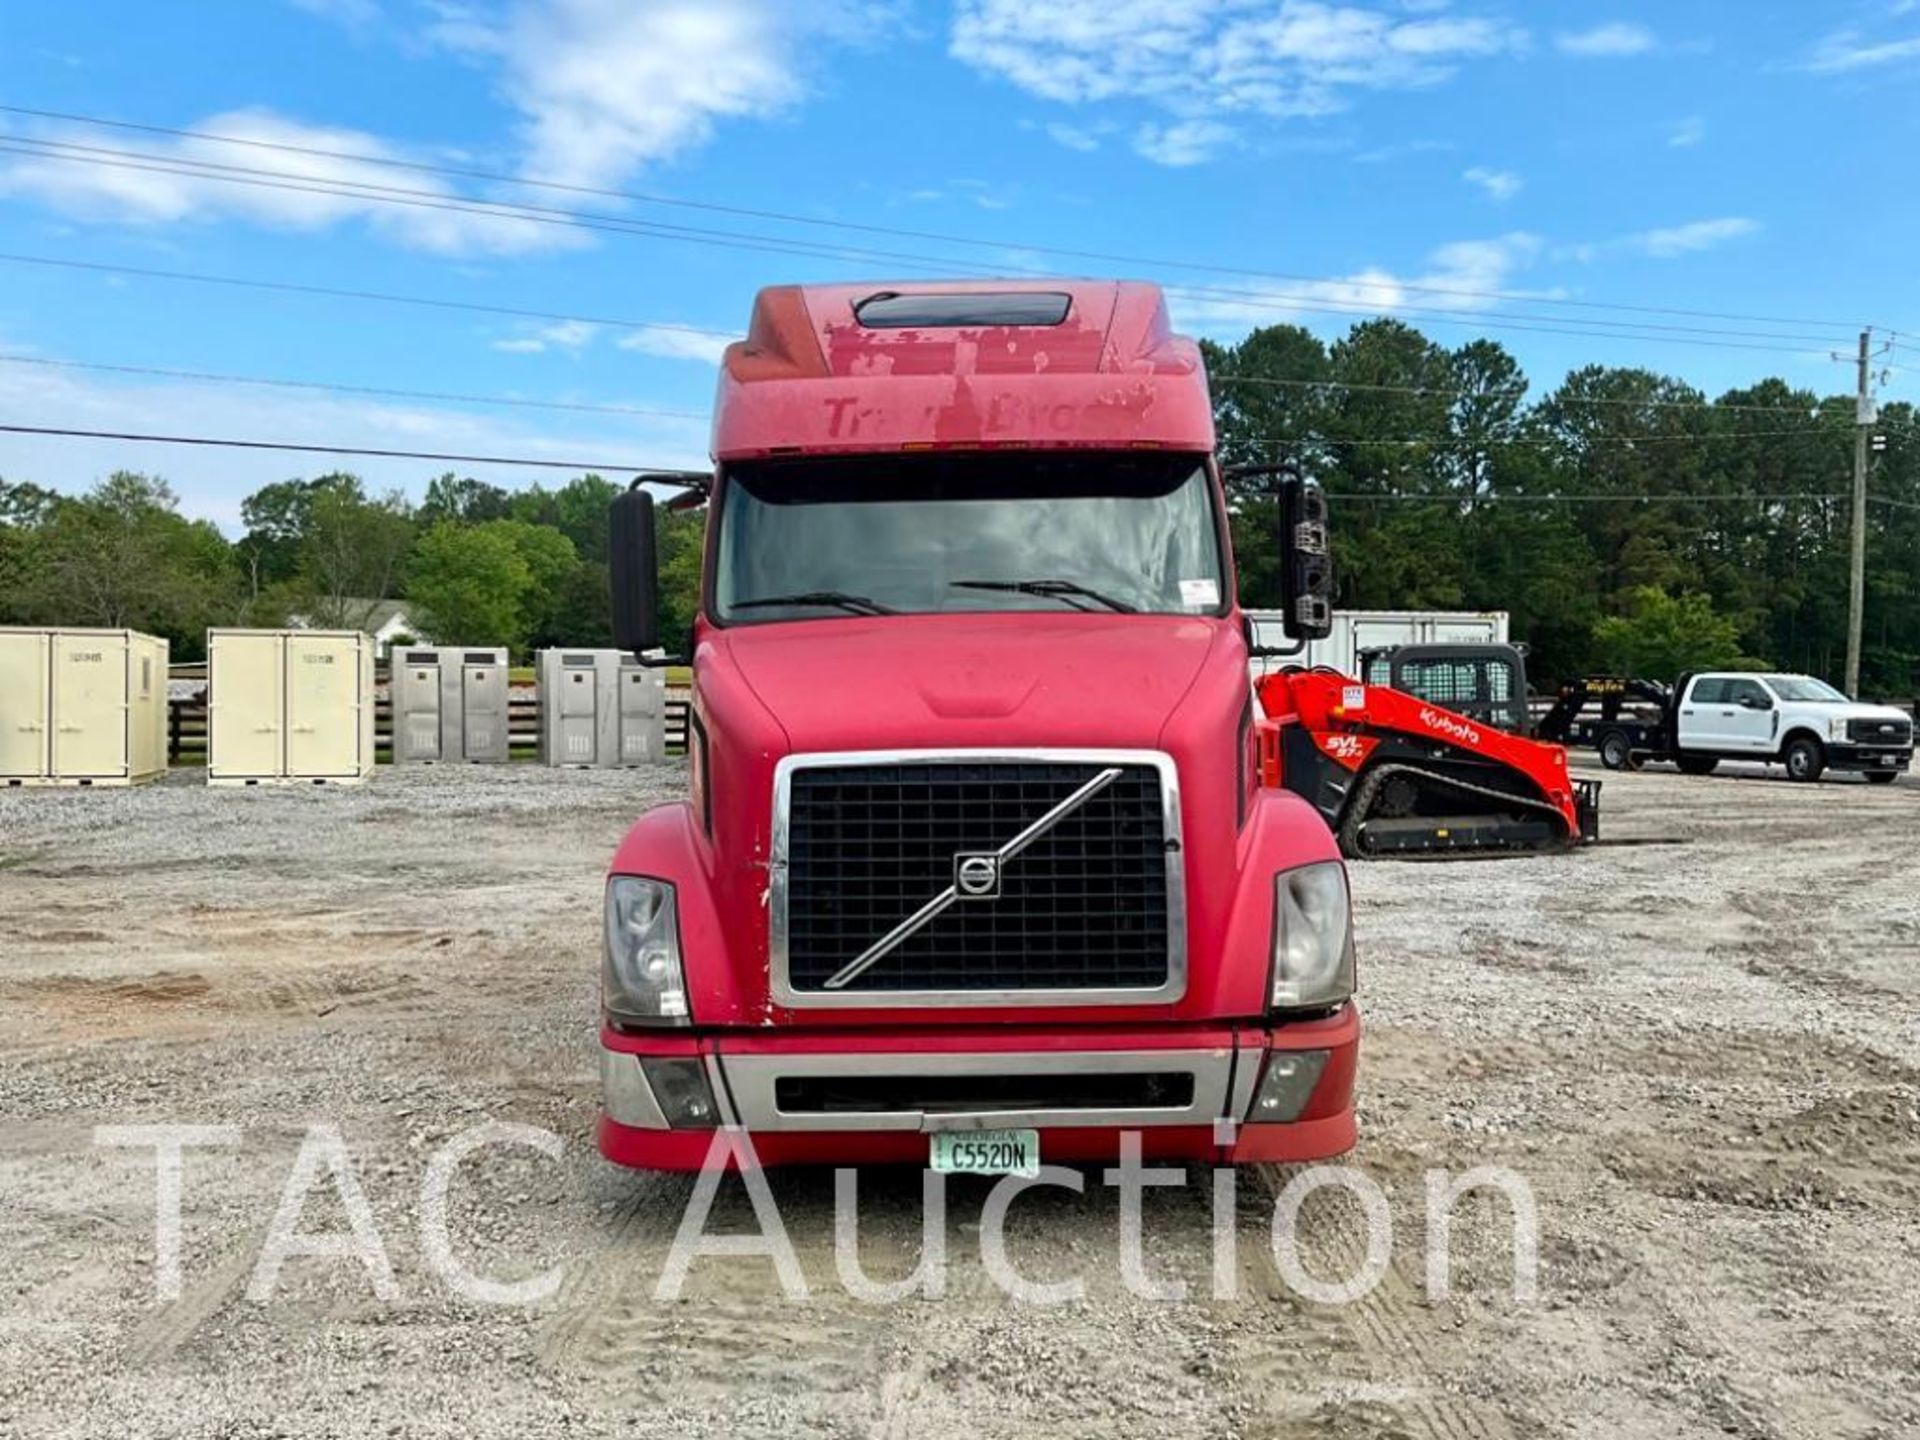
0, 761, 1916, 1437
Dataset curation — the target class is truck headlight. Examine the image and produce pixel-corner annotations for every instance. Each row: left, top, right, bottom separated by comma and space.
1828, 717, 1848, 741
604, 876, 690, 1024
1271, 861, 1355, 1011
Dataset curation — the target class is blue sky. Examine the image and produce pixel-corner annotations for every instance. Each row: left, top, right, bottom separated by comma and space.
0, 0, 1916, 530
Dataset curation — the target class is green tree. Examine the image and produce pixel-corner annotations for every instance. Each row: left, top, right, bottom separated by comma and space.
494, 519, 581, 648
405, 518, 579, 652
657, 505, 707, 651
292, 479, 416, 629
406, 522, 533, 647
1591, 587, 1751, 677
24, 473, 236, 656
420, 473, 513, 526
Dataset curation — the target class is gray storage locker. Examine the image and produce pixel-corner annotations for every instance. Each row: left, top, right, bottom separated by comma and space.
535, 650, 666, 767
388, 647, 511, 763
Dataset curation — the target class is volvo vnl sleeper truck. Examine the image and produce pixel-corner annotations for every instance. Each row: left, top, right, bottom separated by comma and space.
596, 280, 1357, 1173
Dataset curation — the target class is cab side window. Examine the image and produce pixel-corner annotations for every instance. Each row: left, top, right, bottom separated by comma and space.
1689, 677, 1729, 704
1725, 679, 1771, 709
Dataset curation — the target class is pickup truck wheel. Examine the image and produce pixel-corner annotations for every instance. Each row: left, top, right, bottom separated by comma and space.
1864, 769, 1900, 785
1676, 754, 1719, 776
1783, 736, 1825, 782
1598, 731, 1632, 770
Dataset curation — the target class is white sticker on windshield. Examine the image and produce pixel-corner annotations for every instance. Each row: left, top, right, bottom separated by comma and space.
1179, 579, 1220, 609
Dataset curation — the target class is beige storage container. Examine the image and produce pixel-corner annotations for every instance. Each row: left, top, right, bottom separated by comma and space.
0, 627, 169, 787
207, 629, 374, 786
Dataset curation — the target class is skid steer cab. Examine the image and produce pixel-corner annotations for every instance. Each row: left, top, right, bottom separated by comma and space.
1256, 642, 1599, 859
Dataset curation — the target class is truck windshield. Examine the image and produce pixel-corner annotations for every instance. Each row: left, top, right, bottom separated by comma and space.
1760, 674, 1849, 702
712, 452, 1225, 623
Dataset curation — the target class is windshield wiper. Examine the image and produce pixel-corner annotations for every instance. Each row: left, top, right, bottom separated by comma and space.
950, 579, 1137, 613
732, 590, 899, 616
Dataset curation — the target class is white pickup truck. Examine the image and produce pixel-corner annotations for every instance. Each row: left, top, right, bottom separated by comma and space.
1670, 671, 1913, 783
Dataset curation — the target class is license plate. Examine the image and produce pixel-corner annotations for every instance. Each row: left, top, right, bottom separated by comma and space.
930, 1129, 1040, 1177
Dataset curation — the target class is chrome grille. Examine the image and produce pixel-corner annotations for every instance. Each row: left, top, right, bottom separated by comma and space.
771, 751, 1184, 1007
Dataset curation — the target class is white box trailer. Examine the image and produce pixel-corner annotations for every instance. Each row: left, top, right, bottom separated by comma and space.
0, 627, 169, 787
1247, 609, 1510, 681
207, 629, 374, 786
534, 649, 667, 767
388, 647, 511, 764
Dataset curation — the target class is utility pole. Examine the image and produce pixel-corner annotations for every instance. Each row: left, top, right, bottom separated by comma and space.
1846, 329, 1870, 698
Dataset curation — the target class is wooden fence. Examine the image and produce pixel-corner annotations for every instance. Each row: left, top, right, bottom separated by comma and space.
167, 684, 689, 765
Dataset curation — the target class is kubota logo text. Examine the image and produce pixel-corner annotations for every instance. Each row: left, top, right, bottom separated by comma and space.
1417, 708, 1482, 746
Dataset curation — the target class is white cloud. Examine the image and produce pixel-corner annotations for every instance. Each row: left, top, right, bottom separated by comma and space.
1135, 119, 1237, 167
1354, 137, 1456, 164
1559, 216, 1761, 263
1634, 216, 1759, 257
616, 329, 736, 364
1170, 231, 1546, 335
449, 0, 888, 191
0, 107, 567, 256
1805, 27, 1920, 72
1, 2, 888, 256
1463, 165, 1522, 201
1045, 121, 1103, 152
491, 320, 603, 353
489, 318, 736, 363
1667, 115, 1705, 148
1554, 22, 1656, 58
289, 0, 381, 26
951, 1, 1523, 162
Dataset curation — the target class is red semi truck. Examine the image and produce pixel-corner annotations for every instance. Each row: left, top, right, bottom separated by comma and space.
596, 280, 1357, 1173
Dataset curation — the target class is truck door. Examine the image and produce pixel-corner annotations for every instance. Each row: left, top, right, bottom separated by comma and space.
0, 630, 50, 778
52, 632, 129, 778
1719, 677, 1778, 753
286, 634, 361, 778
1678, 676, 1732, 749
397, 654, 442, 761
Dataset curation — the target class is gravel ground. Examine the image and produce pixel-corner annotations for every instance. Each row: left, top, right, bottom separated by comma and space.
1, 759, 1916, 1439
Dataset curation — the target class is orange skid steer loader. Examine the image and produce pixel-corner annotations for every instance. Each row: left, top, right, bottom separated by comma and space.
1256, 650, 1600, 859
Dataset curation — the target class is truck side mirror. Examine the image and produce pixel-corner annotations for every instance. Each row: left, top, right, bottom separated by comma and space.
1277, 476, 1334, 642
609, 484, 660, 653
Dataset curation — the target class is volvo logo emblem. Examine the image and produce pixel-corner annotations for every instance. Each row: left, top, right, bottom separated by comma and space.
954, 853, 1001, 899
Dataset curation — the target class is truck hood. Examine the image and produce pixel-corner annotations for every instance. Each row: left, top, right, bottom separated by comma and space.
715, 612, 1226, 753
1833, 702, 1912, 723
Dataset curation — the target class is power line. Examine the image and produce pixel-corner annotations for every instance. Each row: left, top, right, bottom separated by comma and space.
0, 102, 1874, 333
0, 137, 1855, 355
1328, 491, 1844, 504
1, 421, 1904, 518
1211, 373, 1850, 416
0, 423, 687, 475
0, 138, 1000, 279
0, 250, 740, 341
0, 353, 708, 421
1255, 428, 1847, 448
